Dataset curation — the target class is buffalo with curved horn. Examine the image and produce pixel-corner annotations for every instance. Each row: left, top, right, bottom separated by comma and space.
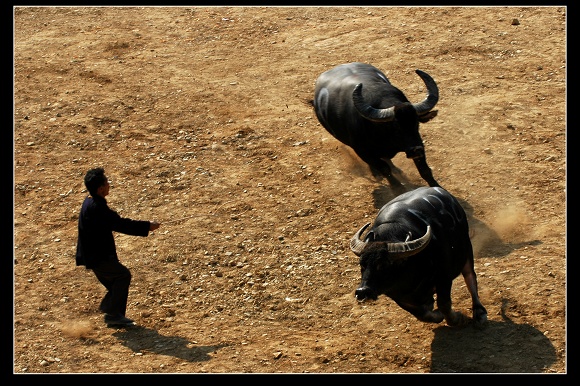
313, 62, 440, 189
350, 186, 487, 327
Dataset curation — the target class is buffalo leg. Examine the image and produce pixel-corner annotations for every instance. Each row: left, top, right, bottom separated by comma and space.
461, 260, 488, 324
412, 156, 440, 187
395, 299, 444, 324
435, 280, 469, 327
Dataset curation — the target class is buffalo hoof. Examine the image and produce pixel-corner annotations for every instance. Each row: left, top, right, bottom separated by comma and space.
445, 311, 469, 327
473, 306, 488, 324
473, 310, 488, 328
417, 309, 444, 324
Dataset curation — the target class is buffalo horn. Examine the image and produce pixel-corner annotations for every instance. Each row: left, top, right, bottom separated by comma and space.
411, 70, 439, 116
352, 83, 396, 122
350, 222, 371, 256
385, 225, 432, 260
351, 70, 439, 122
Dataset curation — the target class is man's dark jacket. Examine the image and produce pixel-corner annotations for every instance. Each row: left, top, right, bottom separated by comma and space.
76, 195, 150, 269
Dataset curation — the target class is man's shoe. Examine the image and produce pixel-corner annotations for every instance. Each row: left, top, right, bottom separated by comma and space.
104, 314, 135, 327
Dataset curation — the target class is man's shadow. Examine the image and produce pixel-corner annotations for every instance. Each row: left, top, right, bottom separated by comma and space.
429, 299, 558, 373
112, 325, 227, 362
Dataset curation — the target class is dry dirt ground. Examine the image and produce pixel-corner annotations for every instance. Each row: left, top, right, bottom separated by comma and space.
13, 6, 566, 374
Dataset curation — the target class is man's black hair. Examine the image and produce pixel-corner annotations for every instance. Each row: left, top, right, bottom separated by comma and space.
84, 167, 106, 197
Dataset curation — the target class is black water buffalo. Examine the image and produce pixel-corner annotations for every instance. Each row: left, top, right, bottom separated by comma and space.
313, 62, 440, 189
350, 186, 487, 326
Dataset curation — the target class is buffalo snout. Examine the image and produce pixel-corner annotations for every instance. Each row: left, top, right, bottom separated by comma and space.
355, 286, 377, 302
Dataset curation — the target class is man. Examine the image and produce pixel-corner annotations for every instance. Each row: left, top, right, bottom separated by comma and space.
76, 167, 161, 327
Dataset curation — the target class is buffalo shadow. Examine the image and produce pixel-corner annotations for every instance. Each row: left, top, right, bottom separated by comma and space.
371, 184, 542, 259
429, 299, 557, 373
112, 325, 227, 362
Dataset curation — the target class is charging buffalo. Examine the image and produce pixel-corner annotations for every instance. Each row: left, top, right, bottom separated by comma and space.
312, 62, 440, 189
350, 186, 487, 326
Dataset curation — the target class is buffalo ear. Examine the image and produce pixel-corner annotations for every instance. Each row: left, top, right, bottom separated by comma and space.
418, 109, 438, 123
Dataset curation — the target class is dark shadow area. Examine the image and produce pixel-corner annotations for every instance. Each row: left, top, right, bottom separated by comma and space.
430, 299, 557, 373
112, 325, 228, 362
